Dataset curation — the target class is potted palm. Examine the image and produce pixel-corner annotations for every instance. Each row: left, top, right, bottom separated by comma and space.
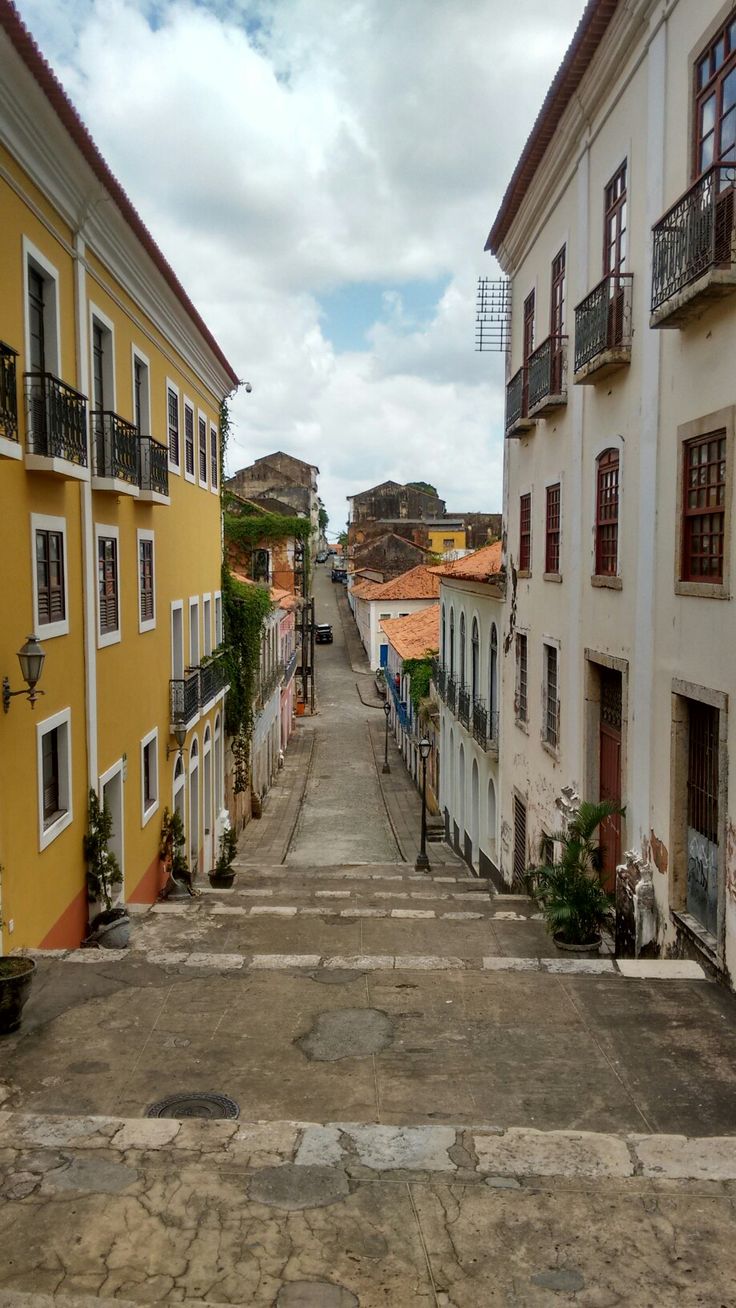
530, 799, 622, 954
209, 824, 238, 889
84, 790, 130, 948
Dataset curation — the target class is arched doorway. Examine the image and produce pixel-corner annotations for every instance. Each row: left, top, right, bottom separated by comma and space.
449, 608, 455, 678
489, 623, 498, 742
487, 777, 497, 868
471, 617, 479, 702
457, 743, 465, 850
203, 724, 212, 874
459, 613, 466, 688
214, 713, 223, 816
471, 758, 480, 869
189, 738, 199, 877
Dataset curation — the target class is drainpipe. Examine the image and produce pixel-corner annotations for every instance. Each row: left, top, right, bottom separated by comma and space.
73, 230, 98, 793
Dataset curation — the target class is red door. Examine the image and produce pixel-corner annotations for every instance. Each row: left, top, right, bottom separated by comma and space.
599, 669, 622, 893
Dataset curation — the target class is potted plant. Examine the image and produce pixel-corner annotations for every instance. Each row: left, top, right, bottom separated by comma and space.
84, 790, 130, 949
0, 868, 36, 1034
209, 824, 238, 889
530, 799, 622, 954
159, 808, 197, 898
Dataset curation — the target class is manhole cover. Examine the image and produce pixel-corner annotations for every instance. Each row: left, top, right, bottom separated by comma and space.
145, 1092, 240, 1120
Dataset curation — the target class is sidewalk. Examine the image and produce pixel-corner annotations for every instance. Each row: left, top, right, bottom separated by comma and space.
367, 719, 463, 867
235, 725, 315, 865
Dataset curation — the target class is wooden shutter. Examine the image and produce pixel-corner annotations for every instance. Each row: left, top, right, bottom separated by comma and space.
36, 529, 65, 626
98, 536, 118, 634
199, 416, 207, 481
42, 728, 59, 821
140, 539, 154, 622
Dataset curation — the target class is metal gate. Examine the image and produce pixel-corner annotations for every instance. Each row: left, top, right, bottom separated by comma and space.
513, 795, 527, 887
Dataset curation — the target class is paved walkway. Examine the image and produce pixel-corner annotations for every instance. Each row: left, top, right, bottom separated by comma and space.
237, 726, 315, 864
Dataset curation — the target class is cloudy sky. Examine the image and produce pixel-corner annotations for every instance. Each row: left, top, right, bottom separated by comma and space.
20, 0, 584, 531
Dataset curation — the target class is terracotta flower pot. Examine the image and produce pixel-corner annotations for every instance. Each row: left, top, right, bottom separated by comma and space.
553, 932, 602, 955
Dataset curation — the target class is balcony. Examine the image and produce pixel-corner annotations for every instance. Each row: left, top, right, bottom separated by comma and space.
446, 676, 457, 714
24, 371, 88, 478
651, 164, 736, 327
505, 366, 535, 437
283, 649, 298, 685
199, 652, 228, 709
472, 699, 499, 755
139, 435, 170, 504
458, 686, 471, 728
92, 411, 140, 496
170, 668, 200, 734
436, 663, 447, 702
527, 335, 567, 418
573, 274, 633, 384
0, 342, 20, 459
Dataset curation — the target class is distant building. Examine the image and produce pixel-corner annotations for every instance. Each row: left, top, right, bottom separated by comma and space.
227, 451, 320, 557
351, 565, 440, 669
351, 531, 432, 581
381, 606, 441, 812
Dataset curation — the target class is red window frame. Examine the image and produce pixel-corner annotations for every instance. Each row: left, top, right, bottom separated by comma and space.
595, 449, 620, 576
603, 162, 627, 276
545, 483, 561, 574
523, 291, 535, 363
694, 15, 736, 178
519, 493, 531, 572
681, 432, 726, 582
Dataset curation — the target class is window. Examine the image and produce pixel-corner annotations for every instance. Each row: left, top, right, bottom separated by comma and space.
685, 699, 720, 935
90, 312, 114, 413
97, 529, 119, 643
694, 17, 736, 177
32, 514, 68, 637
519, 493, 531, 572
167, 384, 180, 468
550, 247, 566, 338
459, 613, 466, 688
171, 601, 184, 680
682, 432, 726, 582
471, 617, 479, 700
523, 290, 535, 362
184, 401, 195, 479
604, 162, 627, 275
210, 424, 219, 490
141, 728, 159, 824
540, 833, 555, 867
544, 643, 559, 749
443, 537, 455, 550
198, 414, 208, 485
36, 708, 72, 849
489, 623, 498, 720
441, 604, 446, 666
189, 598, 200, 668
138, 531, 155, 632
214, 592, 223, 647
595, 449, 620, 576
545, 483, 561, 575
203, 595, 212, 656
133, 351, 150, 434
515, 632, 528, 723
28, 266, 46, 373
449, 609, 455, 677
513, 795, 527, 885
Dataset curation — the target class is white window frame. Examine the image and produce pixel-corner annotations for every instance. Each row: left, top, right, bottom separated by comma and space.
166, 378, 181, 475
188, 596, 200, 669
210, 422, 219, 495
131, 345, 151, 434
542, 636, 561, 754
23, 236, 61, 376
140, 726, 159, 826
183, 396, 196, 484
214, 590, 223, 647
202, 593, 212, 656
197, 408, 209, 489
30, 512, 69, 639
171, 599, 184, 679
137, 528, 156, 634
37, 706, 73, 851
95, 522, 121, 648
88, 302, 117, 413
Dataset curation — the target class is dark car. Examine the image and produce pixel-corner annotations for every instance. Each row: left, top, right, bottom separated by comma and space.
316, 551, 328, 563
331, 567, 347, 583
315, 623, 333, 644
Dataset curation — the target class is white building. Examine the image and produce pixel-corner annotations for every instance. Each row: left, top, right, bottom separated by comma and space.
351, 565, 440, 669
381, 605, 440, 805
433, 544, 504, 877
487, 0, 736, 979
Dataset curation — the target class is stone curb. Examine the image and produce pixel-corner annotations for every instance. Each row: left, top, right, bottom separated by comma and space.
0, 1111, 733, 1181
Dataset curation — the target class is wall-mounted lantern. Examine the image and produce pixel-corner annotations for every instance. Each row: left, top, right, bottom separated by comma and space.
2, 635, 46, 713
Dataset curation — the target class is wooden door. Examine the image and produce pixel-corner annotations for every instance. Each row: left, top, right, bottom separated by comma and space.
599, 669, 622, 892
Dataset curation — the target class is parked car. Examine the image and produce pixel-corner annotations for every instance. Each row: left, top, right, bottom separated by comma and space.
316, 551, 328, 563
331, 567, 347, 583
315, 623, 333, 644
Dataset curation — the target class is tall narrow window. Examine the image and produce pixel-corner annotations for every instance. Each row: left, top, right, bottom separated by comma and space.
133, 355, 150, 434
36, 528, 65, 626
184, 403, 195, 477
523, 291, 535, 362
210, 424, 218, 488
515, 633, 528, 723
441, 604, 446, 667
459, 613, 466, 688
471, 617, 479, 700
686, 699, 720, 935
682, 432, 726, 582
519, 493, 531, 572
42, 727, 60, 823
595, 449, 620, 576
489, 624, 498, 720
604, 163, 627, 275
694, 18, 736, 177
92, 323, 105, 410
139, 537, 154, 625
98, 536, 119, 636
199, 415, 208, 483
449, 609, 455, 678
28, 267, 46, 372
544, 644, 559, 748
513, 795, 527, 885
545, 483, 561, 574
550, 247, 566, 393
167, 387, 179, 466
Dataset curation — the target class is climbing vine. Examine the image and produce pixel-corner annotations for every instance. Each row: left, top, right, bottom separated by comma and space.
403, 653, 437, 711
224, 492, 312, 550
220, 566, 273, 788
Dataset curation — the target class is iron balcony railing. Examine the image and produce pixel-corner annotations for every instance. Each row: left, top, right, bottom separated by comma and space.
651, 163, 736, 313
472, 699, 499, 751
92, 411, 140, 487
505, 366, 528, 434
458, 686, 471, 728
446, 675, 457, 714
139, 435, 169, 497
255, 662, 284, 710
436, 664, 447, 701
25, 371, 88, 466
0, 341, 19, 443
527, 335, 567, 412
283, 649, 298, 684
199, 652, 227, 707
170, 668, 200, 730
574, 274, 633, 374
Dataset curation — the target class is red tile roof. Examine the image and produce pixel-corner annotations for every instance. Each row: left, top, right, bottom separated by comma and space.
0, 0, 239, 388
486, 0, 620, 253
429, 540, 503, 582
380, 605, 440, 661
352, 564, 440, 603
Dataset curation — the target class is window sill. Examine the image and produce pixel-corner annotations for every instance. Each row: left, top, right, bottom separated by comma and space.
98, 628, 121, 649
142, 798, 159, 828
514, 717, 529, 735
139, 618, 156, 635
674, 579, 729, 600
591, 574, 622, 590
36, 619, 70, 641
543, 572, 562, 584
541, 738, 560, 761
40, 806, 72, 851
517, 570, 531, 581
671, 910, 721, 968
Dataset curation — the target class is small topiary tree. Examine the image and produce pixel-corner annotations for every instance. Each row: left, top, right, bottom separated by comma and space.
84, 789, 122, 911
529, 799, 623, 946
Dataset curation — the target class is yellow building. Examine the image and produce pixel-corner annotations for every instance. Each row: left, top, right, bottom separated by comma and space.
0, 3, 238, 949
426, 523, 467, 557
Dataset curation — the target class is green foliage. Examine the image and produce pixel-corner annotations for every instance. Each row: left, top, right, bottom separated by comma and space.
220, 564, 273, 750
403, 653, 437, 711
406, 480, 438, 496
219, 396, 232, 496
224, 492, 311, 550
84, 789, 122, 910
337, 530, 348, 547
159, 807, 188, 880
318, 506, 329, 532
529, 799, 623, 945
215, 825, 239, 875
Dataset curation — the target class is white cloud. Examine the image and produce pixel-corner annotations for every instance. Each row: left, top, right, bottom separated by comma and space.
18, 0, 584, 527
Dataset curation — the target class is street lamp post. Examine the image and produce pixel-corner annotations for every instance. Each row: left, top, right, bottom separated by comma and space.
382, 699, 391, 774
415, 736, 431, 872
